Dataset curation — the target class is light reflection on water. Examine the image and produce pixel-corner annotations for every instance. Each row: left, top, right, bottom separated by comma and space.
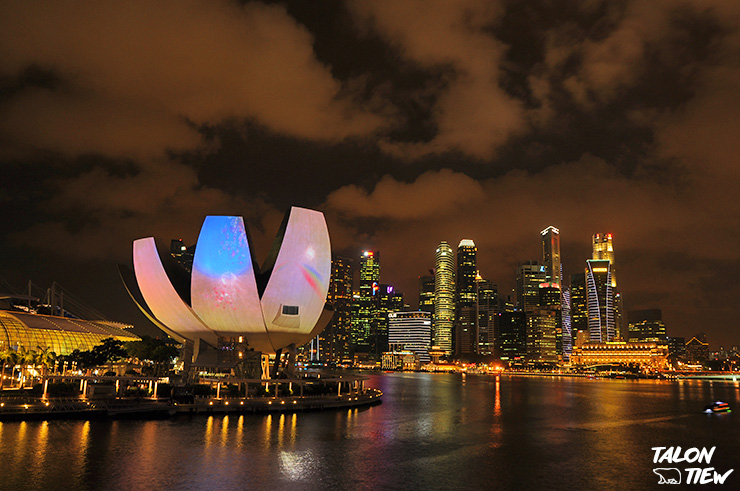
1, 374, 739, 490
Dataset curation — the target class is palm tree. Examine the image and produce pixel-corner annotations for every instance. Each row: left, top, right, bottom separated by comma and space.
16, 347, 38, 389
36, 346, 57, 389
0, 348, 17, 391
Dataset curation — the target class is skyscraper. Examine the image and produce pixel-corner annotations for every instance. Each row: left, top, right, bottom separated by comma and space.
499, 311, 527, 361
526, 308, 560, 363
561, 288, 572, 360
321, 255, 353, 363
592, 233, 616, 287
418, 275, 435, 314
570, 272, 588, 338
586, 259, 615, 342
375, 284, 404, 356
477, 277, 498, 356
592, 233, 622, 339
541, 226, 561, 287
434, 241, 455, 356
456, 239, 478, 355
356, 251, 380, 356
516, 261, 546, 312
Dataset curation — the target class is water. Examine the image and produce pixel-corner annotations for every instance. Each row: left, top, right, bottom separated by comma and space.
1, 373, 739, 490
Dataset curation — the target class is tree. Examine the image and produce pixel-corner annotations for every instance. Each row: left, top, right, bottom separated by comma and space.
66, 338, 129, 370
36, 346, 57, 381
124, 336, 179, 376
0, 348, 18, 391
16, 346, 38, 388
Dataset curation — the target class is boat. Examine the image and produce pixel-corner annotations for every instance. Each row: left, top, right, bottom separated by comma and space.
703, 401, 731, 413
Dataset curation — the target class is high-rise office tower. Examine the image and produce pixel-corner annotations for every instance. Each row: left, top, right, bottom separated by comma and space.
592, 233, 622, 339
356, 251, 380, 356
456, 240, 477, 306
375, 284, 403, 356
321, 255, 353, 363
388, 310, 432, 363
516, 261, 546, 312
526, 307, 560, 363
592, 233, 616, 287
350, 291, 362, 350
570, 272, 588, 337
499, 311, 527, 361
561, 288, 572, 360
456, 239, 478, 355
586, 259, 615, 342
627, 309, 667, 342
418, 275, 435, 314
434, 241, 455, 356
477, 277, 498, 356
541, 226, 562, 287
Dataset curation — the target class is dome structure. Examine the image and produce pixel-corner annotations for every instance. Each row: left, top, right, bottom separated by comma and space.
120, 207, 332, 356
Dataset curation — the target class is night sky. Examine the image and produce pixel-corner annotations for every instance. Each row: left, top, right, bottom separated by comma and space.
1, 1, 739, 347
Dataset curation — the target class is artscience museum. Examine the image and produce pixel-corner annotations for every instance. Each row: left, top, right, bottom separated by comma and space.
120, 207, 333, 376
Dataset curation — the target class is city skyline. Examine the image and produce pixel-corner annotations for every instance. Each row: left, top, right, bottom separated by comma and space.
1, 1, 739, 348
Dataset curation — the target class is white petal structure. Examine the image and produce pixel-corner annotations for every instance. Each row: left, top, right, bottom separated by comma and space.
260, 208, 331, 351
127, 207, 331, 354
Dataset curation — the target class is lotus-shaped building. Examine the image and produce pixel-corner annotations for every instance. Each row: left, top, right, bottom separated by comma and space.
120, 207, 332, 368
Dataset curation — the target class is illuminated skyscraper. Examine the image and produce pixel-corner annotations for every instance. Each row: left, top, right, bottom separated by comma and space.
592, 233, 616, 288
456, 239, 478, 355
592, 233, 622, 339
516, 261, 546, 312
434, 241, 455, 356
356, 251, 380, 356
561, 288, 572, 359
456, 240, 477, 306
477, 277, 498, 356
586, 259, 615, 342
570, 272, 588, 337
375, 284, 403, 356
526, 307, 560, 363
499, 311, 527, 361
418, 275, 435, 314
541, 226, 561, 287
320, 255, 353, 363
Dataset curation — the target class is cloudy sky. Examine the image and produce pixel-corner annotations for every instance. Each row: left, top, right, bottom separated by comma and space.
1, 0, 739, 347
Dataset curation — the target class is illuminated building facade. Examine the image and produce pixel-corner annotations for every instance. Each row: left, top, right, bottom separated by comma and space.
561, 288, 572, 360
592, 233, 622, 338
516, 261, 546, 312
569, 273, 588, 334
592, 233, 616, 287
526, 307, 559, 363
541, 226, 561, 287
627, 309, 666, 343
685, 335, 710, 362
586, 259, 615, 342
321, 255, 353, 363
570, 342, 669, 369
434, 241, 455, 356
455, 240, 478, 355
356, 250, 380, 356
418, 275, 435, 314
0, 310, 139, 356
499, 311, 527, 361
375, 284, 403, 356
388, 310, 432, 363
121, 208, 332, 370
477, 278, 498, 356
